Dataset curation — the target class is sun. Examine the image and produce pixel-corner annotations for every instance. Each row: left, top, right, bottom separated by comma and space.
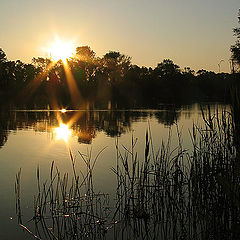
48, 38, 75, 63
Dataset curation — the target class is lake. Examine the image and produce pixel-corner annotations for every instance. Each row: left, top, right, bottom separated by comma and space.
0, 103, 229, 239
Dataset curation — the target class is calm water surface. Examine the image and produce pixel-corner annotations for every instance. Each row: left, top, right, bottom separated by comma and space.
0, 103, 228, 239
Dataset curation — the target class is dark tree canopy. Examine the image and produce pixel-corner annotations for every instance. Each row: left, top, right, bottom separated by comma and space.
231, 9, 240, 65
154, 59, 180, 77
1, 11, 240, 110
104, 51, 121, 60
0, 48, 7, 63
75, 46, 96, 60
32, 57, 52, 71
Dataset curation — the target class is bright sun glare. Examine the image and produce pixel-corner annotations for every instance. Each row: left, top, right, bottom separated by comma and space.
48, 38, 75, 62
54, 123, 72, 142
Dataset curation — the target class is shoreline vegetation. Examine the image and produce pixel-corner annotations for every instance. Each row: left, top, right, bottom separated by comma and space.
1, 51, 240, 109
8, 7, 240, 240
15, 97, 240, 239
0, 8, 240, 109
0, 46, 239, 110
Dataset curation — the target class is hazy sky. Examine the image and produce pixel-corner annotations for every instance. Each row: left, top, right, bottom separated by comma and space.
0, 0, 239, 72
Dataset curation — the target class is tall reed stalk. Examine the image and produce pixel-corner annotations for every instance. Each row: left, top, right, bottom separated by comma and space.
16, 148, 112, 240
113, 106, 240, 240
16, 102, 240, 239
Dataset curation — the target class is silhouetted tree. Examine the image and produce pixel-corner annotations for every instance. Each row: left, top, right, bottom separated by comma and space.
182, 67, 195, 76
75, 46, 96, 61
231, 9, 240, 67
0, 48, 7, 63
196, 69, 208, 76
100, 51, 131, 104
0, 42, 239, 108
154, 59, 180, 77
102, 51, 131, 82
32, 57, 52, 72
0, 50, 15, 90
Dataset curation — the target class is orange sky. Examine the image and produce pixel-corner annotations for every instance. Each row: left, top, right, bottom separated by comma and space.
0, 0, 239, 72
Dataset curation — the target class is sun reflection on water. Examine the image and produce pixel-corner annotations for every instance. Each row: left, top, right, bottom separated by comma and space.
61, 109, 67, 113
54, 123, 72, 142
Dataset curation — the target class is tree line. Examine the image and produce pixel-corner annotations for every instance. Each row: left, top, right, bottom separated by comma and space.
0, 10, 240, 108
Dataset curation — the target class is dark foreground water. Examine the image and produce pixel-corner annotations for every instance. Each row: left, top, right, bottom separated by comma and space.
0, 103, 228, 239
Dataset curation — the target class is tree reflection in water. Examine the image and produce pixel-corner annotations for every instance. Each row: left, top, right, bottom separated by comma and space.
15, 106, 240, 239
0, 105, 186, 147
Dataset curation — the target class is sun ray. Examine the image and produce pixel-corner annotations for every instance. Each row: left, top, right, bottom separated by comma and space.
17, 61, 56, 103
63, 61, 83, 107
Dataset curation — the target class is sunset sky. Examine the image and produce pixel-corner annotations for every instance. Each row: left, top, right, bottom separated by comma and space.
0, 0, 239, 72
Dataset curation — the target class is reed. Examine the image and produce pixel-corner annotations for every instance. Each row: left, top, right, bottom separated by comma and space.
16, 148, 113, 240
113, 106, 240, 240
16, 102, 240, 239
